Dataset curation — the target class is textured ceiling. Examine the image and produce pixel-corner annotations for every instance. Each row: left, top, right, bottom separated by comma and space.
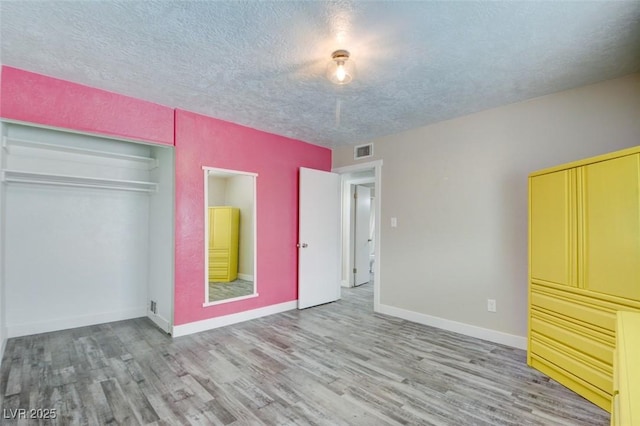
1, 1, 640, 148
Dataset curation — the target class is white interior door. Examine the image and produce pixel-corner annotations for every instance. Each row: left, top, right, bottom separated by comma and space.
353, 185, 371, 286
298, 167, 341, 309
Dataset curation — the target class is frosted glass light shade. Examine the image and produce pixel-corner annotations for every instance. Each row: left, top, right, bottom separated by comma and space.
326, 50, 355, 85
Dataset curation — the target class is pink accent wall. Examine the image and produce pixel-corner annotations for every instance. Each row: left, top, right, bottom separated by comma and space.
0, 65, 333, 327
174, 109, 331, 325
0, 66, 173, 145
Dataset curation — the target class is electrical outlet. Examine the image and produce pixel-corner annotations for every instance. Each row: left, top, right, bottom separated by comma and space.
487, 299, 496, 313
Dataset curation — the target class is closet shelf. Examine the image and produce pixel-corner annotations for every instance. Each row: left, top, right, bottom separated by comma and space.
2, 136, 159, 169
1, 170, 158, 193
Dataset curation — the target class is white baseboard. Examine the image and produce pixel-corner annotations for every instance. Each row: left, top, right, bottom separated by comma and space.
172, 300, 297, 338
147, 311, 171, 334
377, 304, 527, 350
6, 307, 147, 338
237, 273, 254, 281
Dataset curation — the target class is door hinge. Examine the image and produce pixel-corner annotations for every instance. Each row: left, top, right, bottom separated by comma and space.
354, 191, 357, 199
353, 268, 357, 274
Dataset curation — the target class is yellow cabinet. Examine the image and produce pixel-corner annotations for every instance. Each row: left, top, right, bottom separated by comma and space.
529, 146, 640, 412
529, 169, 577, 287
612, 311, 640, 426
582, 155, 640, 302
208, 206, 240, 283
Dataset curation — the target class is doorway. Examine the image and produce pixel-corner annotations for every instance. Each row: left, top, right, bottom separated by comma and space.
0, 121, 174, 338
333, 160, 382, 312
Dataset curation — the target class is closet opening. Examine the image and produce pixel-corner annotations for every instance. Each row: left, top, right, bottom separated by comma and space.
0, 121, 174, 338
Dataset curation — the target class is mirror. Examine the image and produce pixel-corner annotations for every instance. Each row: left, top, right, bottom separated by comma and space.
204, 167, 257, 305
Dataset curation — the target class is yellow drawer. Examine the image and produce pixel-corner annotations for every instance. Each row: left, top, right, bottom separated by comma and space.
531, 290, 616, 333
531, 336, 612, 395
531, 310, 614, 365
530, 354, 611, 412
209, 259, 229, 267
211, 249, 229, 257
210, 266, 227, 273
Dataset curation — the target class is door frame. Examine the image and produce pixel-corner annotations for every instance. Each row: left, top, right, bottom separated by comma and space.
345, 180, 374, 287
333, 160, 383, 312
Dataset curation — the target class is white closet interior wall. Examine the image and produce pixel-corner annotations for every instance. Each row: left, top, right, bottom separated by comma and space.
0, 122, 174, 338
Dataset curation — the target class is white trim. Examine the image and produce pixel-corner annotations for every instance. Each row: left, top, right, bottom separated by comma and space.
147, 311, 172, 334
378, 304, 527, 350
173, 300, 296, 337
346, 176, 375, 186
6, 307, 147, 338
202, 292, 259, 307
202, 166, 258, 177
333, 160, 383, 174
204, 170, 210, 303
333, 160, 383, 312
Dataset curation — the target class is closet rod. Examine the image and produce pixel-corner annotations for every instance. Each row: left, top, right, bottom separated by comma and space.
2, 170, 157, 193
4, 178, 156, 193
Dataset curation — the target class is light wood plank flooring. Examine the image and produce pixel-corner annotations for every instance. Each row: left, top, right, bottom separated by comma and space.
1, 283, 609, 425
209, 279, 254, 303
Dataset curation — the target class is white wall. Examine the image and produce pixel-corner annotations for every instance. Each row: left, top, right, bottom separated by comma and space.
225, 175, 254, 278
147, 146, 174, 333
2, 123, 165, 337
208, 175, 227, 206
332, 73, 640, 345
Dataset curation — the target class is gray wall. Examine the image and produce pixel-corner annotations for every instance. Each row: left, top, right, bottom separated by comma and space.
332, 73, 640, 340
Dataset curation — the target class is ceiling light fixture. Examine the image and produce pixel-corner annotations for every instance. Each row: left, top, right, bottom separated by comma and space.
326, 49, 355, 85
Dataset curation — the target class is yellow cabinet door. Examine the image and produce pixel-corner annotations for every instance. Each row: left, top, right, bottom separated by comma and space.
530, 169, 576, 286
208, 207, 240, 283
210, 208, 232, 250
582, 154, 640, 302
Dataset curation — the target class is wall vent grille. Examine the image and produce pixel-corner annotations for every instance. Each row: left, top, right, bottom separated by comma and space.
354, 143, 373, 160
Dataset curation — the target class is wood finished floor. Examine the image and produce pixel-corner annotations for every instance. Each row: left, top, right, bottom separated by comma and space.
0, 283, 609, 425
209, 279, 254, 303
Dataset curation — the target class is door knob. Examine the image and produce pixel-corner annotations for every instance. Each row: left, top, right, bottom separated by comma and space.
297, 243, 308, 248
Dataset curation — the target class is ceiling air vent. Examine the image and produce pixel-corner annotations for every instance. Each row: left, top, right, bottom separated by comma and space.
354, 143, 373, 160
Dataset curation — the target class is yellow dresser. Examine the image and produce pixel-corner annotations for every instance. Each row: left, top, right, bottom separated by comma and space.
529, 146, 640, 412
208, 206, 240, 283
612, 311, 640, 426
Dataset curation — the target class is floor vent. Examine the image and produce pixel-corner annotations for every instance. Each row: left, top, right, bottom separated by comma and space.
354, 143, 373, 160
